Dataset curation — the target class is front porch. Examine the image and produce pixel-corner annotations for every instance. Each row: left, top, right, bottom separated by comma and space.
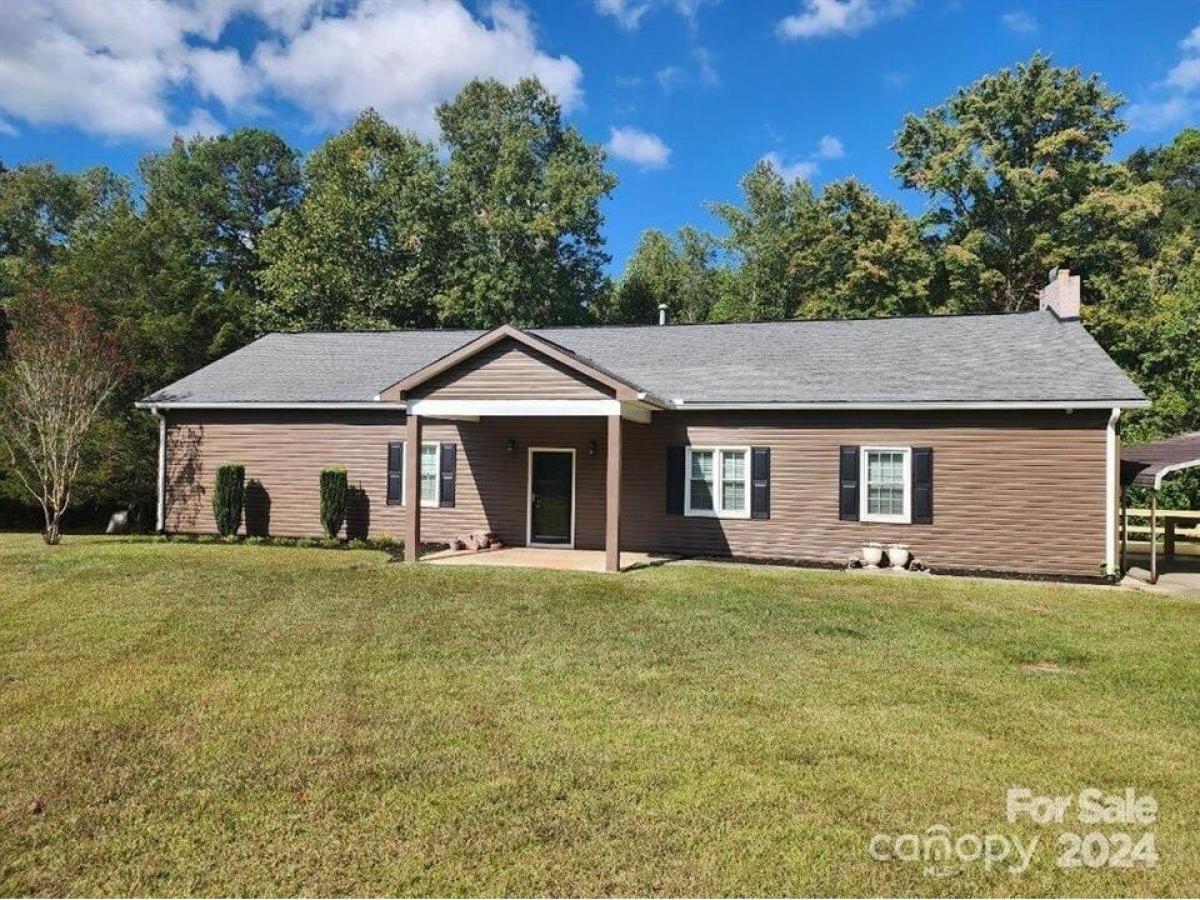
383, 324, 666, 573
424, 546, 672, 573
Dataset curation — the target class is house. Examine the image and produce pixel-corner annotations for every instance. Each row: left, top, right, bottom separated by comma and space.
137, 269, 1148, 579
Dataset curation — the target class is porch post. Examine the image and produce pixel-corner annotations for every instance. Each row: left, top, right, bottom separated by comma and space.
1149, 490, 1158, 585
405, 413, 422, 563
605, 414, 622, 573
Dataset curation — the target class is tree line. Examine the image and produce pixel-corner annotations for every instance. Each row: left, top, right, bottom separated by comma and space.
1, 54, 1198, 525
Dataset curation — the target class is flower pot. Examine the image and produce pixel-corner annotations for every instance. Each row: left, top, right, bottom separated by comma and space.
862, 543, 883, 568
888, 544, 910, 570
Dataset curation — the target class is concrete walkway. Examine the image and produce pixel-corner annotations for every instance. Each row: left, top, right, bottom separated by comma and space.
1121, 553, 1200, 597
423, 546, 673, 573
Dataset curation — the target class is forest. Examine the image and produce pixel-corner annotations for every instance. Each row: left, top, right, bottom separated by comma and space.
2, 53, 1198, 525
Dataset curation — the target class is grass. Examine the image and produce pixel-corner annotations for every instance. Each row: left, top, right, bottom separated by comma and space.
1, 534, 1198, 897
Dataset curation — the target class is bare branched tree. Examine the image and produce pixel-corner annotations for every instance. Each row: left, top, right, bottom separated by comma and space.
0, 292, 123, 545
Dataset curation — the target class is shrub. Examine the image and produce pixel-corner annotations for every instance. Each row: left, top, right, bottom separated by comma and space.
320, 468, 348, 539
212, 464, 246, 537
346, 538, 368, 551
320, 537, 342, 550
245, 535, 267, 546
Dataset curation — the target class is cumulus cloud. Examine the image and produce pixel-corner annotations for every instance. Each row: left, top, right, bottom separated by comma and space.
0, 0, 584, 142
607, 126, 672, 169
761, 151, 818, 182
1000, 10, 1038, 35
776, 0, 911, 40
816, 134, 845, 159
1128, 21, 1200, 131
256, 1, 582, 137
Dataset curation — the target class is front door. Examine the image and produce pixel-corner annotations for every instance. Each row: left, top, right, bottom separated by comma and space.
528, 449, 574, 547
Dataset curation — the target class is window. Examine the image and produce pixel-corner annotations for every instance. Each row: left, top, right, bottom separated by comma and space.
860, 447, 911, 523
391, 442, 442, 506
420, 443, 440, 506
685, 447, 750, 518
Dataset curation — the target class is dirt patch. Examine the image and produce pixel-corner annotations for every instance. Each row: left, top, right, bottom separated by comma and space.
1021, 661, 1070, 674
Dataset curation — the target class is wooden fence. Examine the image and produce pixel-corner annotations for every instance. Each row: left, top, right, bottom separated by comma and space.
1123, 508, 1200, 558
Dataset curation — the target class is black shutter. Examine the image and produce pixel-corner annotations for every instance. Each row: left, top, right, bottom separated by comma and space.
912, 447, 933, 524
387, 441, 404, 505
751, 447, 771, 519
839, 445, 860, 521
439, 443, 456, 508
666, 444, 685, 515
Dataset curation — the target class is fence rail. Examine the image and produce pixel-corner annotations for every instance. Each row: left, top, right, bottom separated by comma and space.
1123, 508, 1200, 561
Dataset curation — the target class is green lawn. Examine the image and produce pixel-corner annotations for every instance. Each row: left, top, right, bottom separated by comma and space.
1, 534, 1198, 897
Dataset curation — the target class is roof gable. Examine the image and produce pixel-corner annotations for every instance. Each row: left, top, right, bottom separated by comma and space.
377, 324, 650, 403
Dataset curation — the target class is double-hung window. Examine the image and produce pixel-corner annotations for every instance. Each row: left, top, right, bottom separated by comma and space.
860, 447, 911, 523
389, 442, 443, 506
685, 447, 750, 518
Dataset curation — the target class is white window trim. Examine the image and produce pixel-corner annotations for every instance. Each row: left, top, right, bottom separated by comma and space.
684, 446, 751, 519
400, 441, 442, 507
860, 446, 912, 524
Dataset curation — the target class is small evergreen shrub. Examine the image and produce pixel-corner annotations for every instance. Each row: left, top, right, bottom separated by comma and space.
346, 538, 369, 551
320, 468, 348, 539
212, 464, 246, 537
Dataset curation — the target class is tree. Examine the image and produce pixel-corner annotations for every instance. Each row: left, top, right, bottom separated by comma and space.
1128, 127, 1200, 245
605, 227, 729, 324
0, 292, 123, 544
436, 78, 616, 326
893, 53, 1157, 312
704, 165, 932, 321
258, 110, 446, 331
709, 161, 809, 321
140, 129, 302, 357
795, 179, 933, 319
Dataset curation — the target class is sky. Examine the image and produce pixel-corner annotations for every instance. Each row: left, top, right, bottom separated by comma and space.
1, 0, 1199, 271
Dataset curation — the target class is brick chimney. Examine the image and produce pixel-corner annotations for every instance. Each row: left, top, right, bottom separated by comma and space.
1038, 267, 1081, 320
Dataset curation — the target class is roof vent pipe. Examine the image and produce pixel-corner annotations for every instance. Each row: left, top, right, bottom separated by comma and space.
1039, 267, 1081, 320
658, 303, 668, 326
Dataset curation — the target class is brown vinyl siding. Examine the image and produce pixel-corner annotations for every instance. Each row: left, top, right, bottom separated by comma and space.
411, 338, 612, 400
622, 410, 1108, 577
165, 411, 610, 548
164, 408, 1108, 577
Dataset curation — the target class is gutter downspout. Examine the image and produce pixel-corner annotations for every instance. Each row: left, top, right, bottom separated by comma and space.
1106, 407, 1121, 578
148, 405, 166, 533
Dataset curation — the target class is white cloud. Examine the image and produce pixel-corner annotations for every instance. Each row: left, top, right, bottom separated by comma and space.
0, 0, 583, 143
776, 0, 911, 40
1166, 56, 1200, 91
761, 151, 818, 182
816, 134, 844, 159
607, 126, 671, 169
256, 1, 582, 137
594, 0, 652, 30
1128, 95, 1198, 132
656, 65, 685, 94
1129, 21, 1200, 132
1181, 24, 1200, 54
1000, 10, 1038, 35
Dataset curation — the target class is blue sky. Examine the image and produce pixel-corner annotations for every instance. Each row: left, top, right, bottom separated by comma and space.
1, 0, 1199, 271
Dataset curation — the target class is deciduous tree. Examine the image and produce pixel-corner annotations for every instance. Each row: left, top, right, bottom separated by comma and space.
0, 292, 124, 544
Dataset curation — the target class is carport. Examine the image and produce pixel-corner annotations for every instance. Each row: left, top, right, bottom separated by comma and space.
1121, 432, 1200, 583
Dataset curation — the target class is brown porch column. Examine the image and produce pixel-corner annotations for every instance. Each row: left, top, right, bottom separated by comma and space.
405, 413, 422, 563
605, 413, 622, 573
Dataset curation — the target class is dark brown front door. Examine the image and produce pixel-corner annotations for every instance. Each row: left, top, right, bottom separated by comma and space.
529, 450, 574, 546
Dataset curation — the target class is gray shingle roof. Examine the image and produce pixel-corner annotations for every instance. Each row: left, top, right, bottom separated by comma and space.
142, 311, 1147, 406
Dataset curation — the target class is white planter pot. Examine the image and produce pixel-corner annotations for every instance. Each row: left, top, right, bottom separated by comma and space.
862, 543, 883, 568
888, 544, 910, 570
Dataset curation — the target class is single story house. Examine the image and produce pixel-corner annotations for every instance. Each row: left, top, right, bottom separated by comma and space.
138, 269, 1148, 578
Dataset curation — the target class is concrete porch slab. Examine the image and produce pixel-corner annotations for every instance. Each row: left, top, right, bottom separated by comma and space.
423, 546, 673, 573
